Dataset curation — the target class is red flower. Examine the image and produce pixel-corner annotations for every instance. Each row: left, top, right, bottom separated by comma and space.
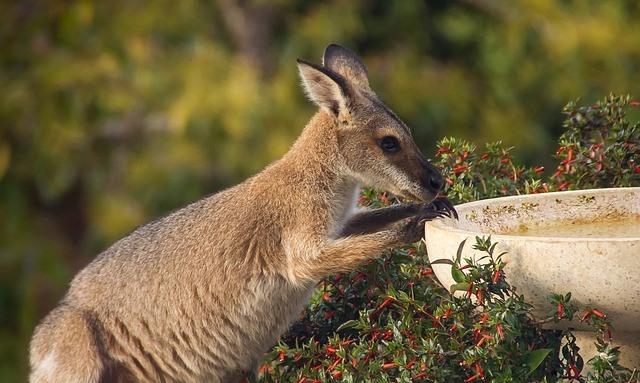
496, 323, 505, 339
591, 308, 606, 318
464, 374, 479, 382
492, 269, 502, 283
378, 297, 395, 309
475, 362, 484, 378
453, 165, 468, 175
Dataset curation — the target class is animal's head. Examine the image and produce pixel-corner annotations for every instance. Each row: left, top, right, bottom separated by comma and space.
297, 44, 444, 202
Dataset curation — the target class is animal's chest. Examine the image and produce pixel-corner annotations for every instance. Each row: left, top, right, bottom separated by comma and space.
240, 278, 316, 343
198, 277, 315, 378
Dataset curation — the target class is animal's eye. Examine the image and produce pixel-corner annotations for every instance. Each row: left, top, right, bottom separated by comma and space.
380, 136, 400, 153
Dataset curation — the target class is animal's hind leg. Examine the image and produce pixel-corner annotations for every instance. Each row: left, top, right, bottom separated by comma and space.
29, 305, 104, 383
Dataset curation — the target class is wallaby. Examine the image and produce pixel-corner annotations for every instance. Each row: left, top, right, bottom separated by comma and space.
29, 44, 456, 383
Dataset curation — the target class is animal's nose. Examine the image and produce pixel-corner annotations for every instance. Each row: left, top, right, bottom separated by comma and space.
429, 172, 444, 191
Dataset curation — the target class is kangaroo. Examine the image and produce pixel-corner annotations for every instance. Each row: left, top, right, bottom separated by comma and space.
29, 44, 456, 383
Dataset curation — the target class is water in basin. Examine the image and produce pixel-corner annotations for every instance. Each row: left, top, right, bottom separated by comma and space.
511, 216, 640, 238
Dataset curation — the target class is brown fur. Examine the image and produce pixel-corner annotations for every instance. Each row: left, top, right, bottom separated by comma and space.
29, 44, 450, 383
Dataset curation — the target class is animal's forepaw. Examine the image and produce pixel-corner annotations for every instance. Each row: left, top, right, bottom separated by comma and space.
399, 198, 453, 242
423, 196, 458, 221
400, 197, 458, 243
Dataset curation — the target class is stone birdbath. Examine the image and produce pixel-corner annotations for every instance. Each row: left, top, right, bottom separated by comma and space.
424, 187, 640, 368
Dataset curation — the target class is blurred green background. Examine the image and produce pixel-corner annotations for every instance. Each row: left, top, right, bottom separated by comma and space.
1, 0, 639, 381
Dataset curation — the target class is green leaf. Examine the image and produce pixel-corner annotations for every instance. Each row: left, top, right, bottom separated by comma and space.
451, 264, 466, 283
455, 238, 467, 265
526, 348, 552, 373
430, 258, 455, 266
450, 282, 470, 293
336, 319, 360, 332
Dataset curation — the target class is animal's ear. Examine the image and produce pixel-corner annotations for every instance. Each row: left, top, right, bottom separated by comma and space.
323, 44, 371, 91
297, 59, 351, 117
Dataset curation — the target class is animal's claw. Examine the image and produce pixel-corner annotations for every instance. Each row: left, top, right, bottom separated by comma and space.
401, 197, 459, 243
421, 197, 458, 221
435, 196, 459, 220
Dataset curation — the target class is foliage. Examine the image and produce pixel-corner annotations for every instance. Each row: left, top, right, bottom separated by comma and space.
258, 237, 637, 382
552, 94, 640, 190
435, 137, 547, 204
256, 97, 640, 382
256, 237, 561, 382
436, 94, 639, 205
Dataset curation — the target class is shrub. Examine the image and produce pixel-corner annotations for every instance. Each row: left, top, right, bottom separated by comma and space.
254, 95, 639, 382
552, 94, 640, 190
